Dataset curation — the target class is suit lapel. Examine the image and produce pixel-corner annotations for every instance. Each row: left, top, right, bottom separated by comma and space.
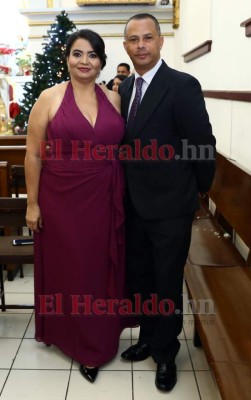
121, 75, 134, 120
126, 62, 172, 139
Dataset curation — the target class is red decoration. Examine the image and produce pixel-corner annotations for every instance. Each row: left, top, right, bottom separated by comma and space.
9, 85, 13, 101
0, 65, 10, 74
9, 102, 21, 119
0, 47, 15, 55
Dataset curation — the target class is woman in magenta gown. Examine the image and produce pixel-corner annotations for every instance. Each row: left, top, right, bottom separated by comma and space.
25, 29, 130, 383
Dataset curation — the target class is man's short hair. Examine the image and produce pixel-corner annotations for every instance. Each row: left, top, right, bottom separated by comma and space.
124, 13, 161, 38
117, 63, 130, 73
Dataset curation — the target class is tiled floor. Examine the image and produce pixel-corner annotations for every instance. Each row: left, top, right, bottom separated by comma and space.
0, 265, 222, 400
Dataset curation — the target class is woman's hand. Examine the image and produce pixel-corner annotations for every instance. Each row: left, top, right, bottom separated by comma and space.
26, 203, 42, 233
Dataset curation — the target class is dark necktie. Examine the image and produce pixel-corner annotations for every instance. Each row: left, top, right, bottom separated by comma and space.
127, 77, 144, 129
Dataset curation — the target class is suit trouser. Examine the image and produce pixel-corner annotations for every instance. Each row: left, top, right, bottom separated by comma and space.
126, 208, 194, 363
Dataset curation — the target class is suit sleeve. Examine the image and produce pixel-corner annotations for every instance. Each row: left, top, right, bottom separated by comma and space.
174, 75, 216, 193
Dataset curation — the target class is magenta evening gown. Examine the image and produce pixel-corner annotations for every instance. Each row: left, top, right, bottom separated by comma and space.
34, 82, 128, 367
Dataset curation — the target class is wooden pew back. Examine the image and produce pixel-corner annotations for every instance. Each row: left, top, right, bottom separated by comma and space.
209, 153, 251, 261
0, 197, 27, 226
0, 161, 11, 197
185, 153, 251, 399
0, 146, 26, 166
0, 135, 26, 146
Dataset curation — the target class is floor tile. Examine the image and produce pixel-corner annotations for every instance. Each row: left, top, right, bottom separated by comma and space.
3, 293, 34, 312
24, 314, 35, 338
131, 339, 192, 371
0, 339, 22, 368
4, 276, 34, 294
196, 371, 222, 400
22, 264, 34, 276
133, 371, 200, 400
178, 326, 185, 339
0, 313, 31, 338
12, 339, 71, 370
183, 313, 195, 340
1, 310, 33, 315
187, 339, 209, 370
0, 370, 9, 392
131, 325, 140, 340
132, 356, 156, 371
67, 370, 132, 400
182, 292, 195, 316
131, 323, 185, 340
72, 339, 132, 371
2, 269, 7, 281
0, 370, 70, 400
101, 339, 132, 371
120, 327, 131, 340
177, 340, 193, 370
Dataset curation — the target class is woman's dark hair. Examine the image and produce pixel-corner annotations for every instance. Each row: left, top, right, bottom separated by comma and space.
106, 79, 114, 90
113, 74, 128, 82
65, 29, 107, 69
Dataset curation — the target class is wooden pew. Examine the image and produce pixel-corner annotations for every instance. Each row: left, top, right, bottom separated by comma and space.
0, 161, 11, 197
0, 149, 27, 279
184, 153, 251, 400
0, 146, 26, 195
185, 265, 251, 400
0, 135, 26, 146
0, 142, 27, 196
0, 146, 26, 166
187, 153, 250, 267
11, 165, 26, 197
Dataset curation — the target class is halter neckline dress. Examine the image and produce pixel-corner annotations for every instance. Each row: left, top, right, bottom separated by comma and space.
34, 82, 129, 366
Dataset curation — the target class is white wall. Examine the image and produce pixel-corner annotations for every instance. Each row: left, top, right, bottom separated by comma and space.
174, 0, 251, 175
175, 0, 251, 90
181, 0, 212, 53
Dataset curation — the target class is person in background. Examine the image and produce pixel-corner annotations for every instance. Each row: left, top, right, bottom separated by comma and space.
106, 63, 131, 90
119, 13, 216, 392
25, 29, 131, 384
117, 62, 131, 76
106, 78, 114, 90
112, 74, 127, 92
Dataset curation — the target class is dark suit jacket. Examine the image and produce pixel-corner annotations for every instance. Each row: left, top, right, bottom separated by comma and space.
119, 61, 216, 220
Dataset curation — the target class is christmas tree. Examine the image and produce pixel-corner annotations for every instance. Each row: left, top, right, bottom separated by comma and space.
14, 10, 76, 132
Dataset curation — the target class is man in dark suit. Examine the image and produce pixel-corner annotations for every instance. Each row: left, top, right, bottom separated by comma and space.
119, 13, 216, 392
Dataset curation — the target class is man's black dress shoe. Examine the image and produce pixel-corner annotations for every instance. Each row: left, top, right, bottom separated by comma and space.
121, 342, 151, 361
79, 365, 99, 383
155, 362, 177, 392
